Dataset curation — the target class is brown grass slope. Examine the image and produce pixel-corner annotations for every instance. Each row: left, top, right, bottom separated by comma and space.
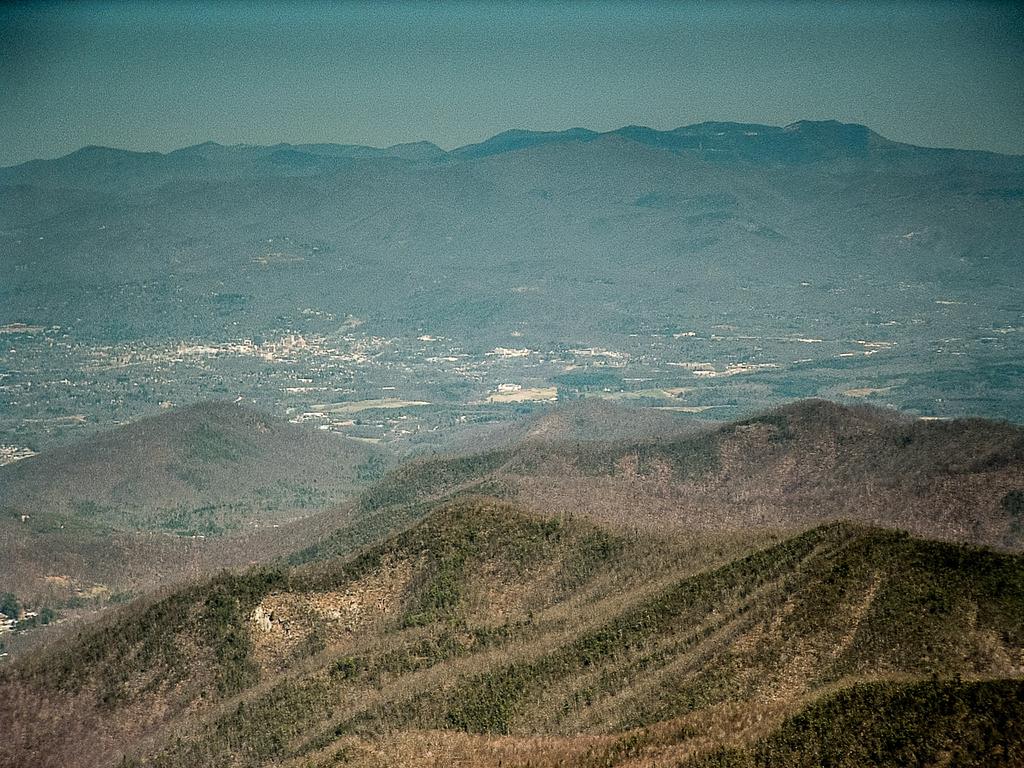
357, 399, 1024, 550
1, 497, 1021, 767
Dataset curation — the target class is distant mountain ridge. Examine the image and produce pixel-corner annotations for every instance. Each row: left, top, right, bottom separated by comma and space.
4, 113, 1019, 302
4, 118, 1018, 180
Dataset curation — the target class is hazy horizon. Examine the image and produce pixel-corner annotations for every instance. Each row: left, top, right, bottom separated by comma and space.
8, 114, 1024, 168
2, 1, 1023, 166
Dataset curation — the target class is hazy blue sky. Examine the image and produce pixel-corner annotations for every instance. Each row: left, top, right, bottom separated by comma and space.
2, 1, 1022, 165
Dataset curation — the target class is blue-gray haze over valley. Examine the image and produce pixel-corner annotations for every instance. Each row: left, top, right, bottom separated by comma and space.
1, 119, 1022, 454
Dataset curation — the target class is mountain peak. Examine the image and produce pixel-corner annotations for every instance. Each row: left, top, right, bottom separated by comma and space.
64, 144, 158, 161
452, 127, 599, 158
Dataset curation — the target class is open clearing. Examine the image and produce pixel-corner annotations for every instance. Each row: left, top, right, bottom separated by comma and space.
310, 399, 432, 415
486, 387, 559, 403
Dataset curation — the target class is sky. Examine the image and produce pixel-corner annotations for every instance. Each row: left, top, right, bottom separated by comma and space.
1, 1, 1023, 166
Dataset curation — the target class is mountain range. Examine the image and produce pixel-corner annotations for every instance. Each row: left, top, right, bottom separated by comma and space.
2, 119, 1021, 343
1, 399, 1023, 766
1, 400, 1023, 767
2, 119, 1023, 764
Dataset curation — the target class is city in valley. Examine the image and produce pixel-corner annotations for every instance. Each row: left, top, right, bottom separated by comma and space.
2, 289, 1020, 461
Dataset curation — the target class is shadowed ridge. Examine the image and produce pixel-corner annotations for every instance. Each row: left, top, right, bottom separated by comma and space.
342, 398, 1024, 551
680, 677, 1024, 767
736, 398, 1024, 476
732, 397, 904, 432
450, 127, 601, 158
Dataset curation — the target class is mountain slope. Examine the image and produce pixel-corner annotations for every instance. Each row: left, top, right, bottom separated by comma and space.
2, 119, 1021, 342
0, 400, 385, 534
680, 678, 1024, 768
1, 498, 1020, 767
0, 401, 387, 603
350, 400, 1024, 551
